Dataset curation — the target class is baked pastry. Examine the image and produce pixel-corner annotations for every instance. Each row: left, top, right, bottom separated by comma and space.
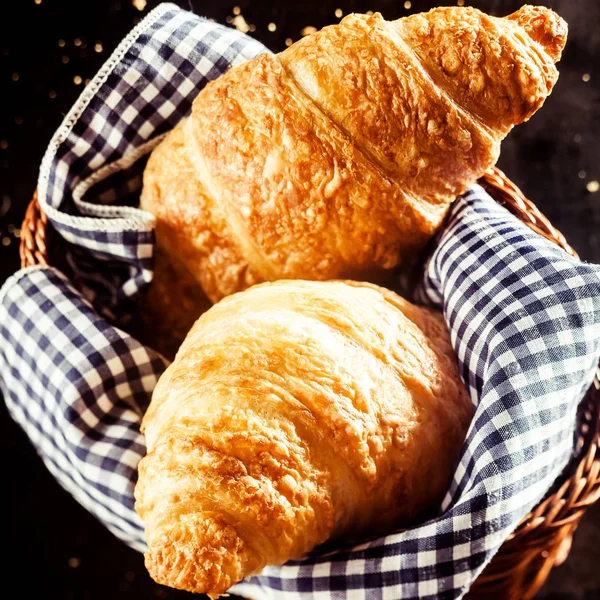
139, 5, 567, 356
131, 246, 212, 360
135, 279, 473, 596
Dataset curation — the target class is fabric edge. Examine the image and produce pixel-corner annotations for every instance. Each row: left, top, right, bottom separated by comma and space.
36, 2, 183, 231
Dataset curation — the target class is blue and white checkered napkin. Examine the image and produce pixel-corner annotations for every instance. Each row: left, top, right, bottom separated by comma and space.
2, 4, 600, 599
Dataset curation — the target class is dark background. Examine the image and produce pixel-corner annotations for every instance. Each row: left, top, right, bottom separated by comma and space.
1, 1, 599, 598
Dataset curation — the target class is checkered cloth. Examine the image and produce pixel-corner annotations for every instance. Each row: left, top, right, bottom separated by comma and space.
2, 4, 600, 599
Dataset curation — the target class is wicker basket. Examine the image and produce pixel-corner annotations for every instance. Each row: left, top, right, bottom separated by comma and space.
20, 167, 600, 600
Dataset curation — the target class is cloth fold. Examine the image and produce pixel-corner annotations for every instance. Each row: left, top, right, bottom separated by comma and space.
36, 2, 266, 318
2, 4, 600, 599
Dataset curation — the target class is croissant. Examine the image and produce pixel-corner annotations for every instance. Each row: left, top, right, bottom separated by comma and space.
135, 280, 473, 596
139, 5, 567, 356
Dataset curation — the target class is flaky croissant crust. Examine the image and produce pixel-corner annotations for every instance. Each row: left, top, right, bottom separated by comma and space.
139, 5, 566, 358
135, 280, 473, 596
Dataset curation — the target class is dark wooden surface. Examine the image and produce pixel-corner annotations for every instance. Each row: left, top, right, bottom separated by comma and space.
1, 1, 599, 598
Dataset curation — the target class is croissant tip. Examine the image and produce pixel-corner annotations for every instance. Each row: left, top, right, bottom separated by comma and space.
144, 544, 232, 597
508, 5, 568, 63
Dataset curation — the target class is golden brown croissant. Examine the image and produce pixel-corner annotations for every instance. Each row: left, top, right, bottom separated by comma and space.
139, 5, 567, 356
135, 279, 473, 596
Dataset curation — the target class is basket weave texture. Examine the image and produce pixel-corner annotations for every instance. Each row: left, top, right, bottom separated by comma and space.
19, 167, 600, 600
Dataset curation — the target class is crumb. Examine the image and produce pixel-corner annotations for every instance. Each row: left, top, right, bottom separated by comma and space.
301, 26, 317, 36
587, 181, 599, 193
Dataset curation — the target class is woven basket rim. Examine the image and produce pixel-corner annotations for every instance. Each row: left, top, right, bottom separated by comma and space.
19, 167, 600, 599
